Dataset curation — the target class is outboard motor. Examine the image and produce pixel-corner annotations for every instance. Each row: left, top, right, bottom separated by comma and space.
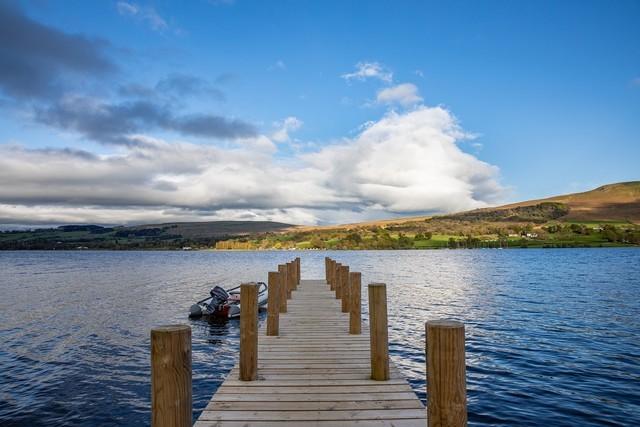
210, 286, 230, 306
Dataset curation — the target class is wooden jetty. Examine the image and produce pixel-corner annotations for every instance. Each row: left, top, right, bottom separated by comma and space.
150, 257, 467, 427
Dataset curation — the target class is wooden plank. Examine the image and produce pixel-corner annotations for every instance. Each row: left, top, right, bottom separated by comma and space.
208, 392, 421, 402
221, 379, 409, 386
216, 385, 415, 394
198, 409, 427, 421
195, 420, 426, 427
195, 278, 425, 426
205, 400, 424, 411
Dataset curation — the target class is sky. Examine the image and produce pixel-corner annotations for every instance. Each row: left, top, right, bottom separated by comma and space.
0, 0, 639, 227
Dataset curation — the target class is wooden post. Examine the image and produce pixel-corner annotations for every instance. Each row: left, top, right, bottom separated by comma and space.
426, 320, 467, 427
289, 260, 296, 291
368, 283, 389, 381
349, 272, 361, 334
293, 258, 297, 289
329, 260, 336, 291
286, 262, 293, 298
340, 265, 350, 313
325, 257, 329, 283
278, 264, 287, 312
295, 257, 300, 286
266, 271, 280, 336
334, 263, 342, 299
151, 325, 192, 427
239, 283, 258, 381
291, 262, 296, 296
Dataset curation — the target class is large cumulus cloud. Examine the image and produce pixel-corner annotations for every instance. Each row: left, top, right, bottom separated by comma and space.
0, 106, 504, 226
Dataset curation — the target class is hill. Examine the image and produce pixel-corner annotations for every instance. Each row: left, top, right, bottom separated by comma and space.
461, 181, 640, 223
0, 221, 291, 250
2, 182, 638, 250
217, 182, 640, 250
296, 182, 640, 231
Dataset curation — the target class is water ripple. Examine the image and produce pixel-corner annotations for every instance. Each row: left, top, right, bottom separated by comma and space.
0, 249, 639, 426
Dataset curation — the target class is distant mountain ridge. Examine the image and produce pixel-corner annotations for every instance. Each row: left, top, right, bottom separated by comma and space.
1, 182, 638, 250
0, 220, 292, 250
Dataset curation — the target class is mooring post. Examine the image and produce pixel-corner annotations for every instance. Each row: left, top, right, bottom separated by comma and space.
368, 283, 389, 380
426, 320, 467, 427
293, 258, 297, 288
286, 262, 293, 298
295, 257, 300, 285
278, 264, 287, 312
325, 257, 330, 283
349, 272, 361, 334
151, 324, 192, 427
340, 265, 350, 313
239, 282, 258, 381
334, 262, 342, 299
329, 260, 336, 291
266, 271, 280, 336
290, 260, 297, 291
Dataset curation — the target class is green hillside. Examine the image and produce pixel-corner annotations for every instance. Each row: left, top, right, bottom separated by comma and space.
0, 221, 292, 250
216, 182, 640, 250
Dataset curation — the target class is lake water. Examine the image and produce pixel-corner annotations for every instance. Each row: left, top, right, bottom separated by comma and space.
0, 249, 639, 426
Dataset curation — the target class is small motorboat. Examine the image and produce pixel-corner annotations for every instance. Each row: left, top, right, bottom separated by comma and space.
189, 282, 268, 319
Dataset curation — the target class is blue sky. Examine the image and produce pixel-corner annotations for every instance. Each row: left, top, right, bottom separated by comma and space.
0, 0, 638, 226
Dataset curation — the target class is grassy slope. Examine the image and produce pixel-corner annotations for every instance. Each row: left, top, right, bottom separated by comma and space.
470, 181, 640, 223
292, 181, 640, 233
225, 182, 640, 249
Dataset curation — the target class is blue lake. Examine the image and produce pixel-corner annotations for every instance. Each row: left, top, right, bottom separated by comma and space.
0, 249, 639, 426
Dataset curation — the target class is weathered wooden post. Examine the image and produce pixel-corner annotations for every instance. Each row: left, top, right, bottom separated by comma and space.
239, 282, 258, 381
325, 257, 330, 283
295, 257, 300, 286
278, 264, 287, 312
290, 260, 297, 291
349, 272, 361, 334
266, 271, 280, 336
329, 260, 336, 291
293, 258, 297, 288
334, 262, 342, 299
151, 324, 192, 427
286, 262, 293, 299
368, 283, 389, 380
340, 265, 350, 313
426, 320, 467, 427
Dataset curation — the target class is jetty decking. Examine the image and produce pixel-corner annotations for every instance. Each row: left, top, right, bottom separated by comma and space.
150, 257, 467, 427
194, 278, 426, 427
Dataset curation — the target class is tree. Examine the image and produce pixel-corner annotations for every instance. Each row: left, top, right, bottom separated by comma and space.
309, 236, 325, 249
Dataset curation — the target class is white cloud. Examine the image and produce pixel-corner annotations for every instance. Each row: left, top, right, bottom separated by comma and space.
116, 1, 138, 15
0, 106, 504, 226
304, 106, 503, 214
341, 62, 393, 83
268, 60, 286, 71
271, 116, 303, 142
376, 83, 423, 107
116, 1, 168, 31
